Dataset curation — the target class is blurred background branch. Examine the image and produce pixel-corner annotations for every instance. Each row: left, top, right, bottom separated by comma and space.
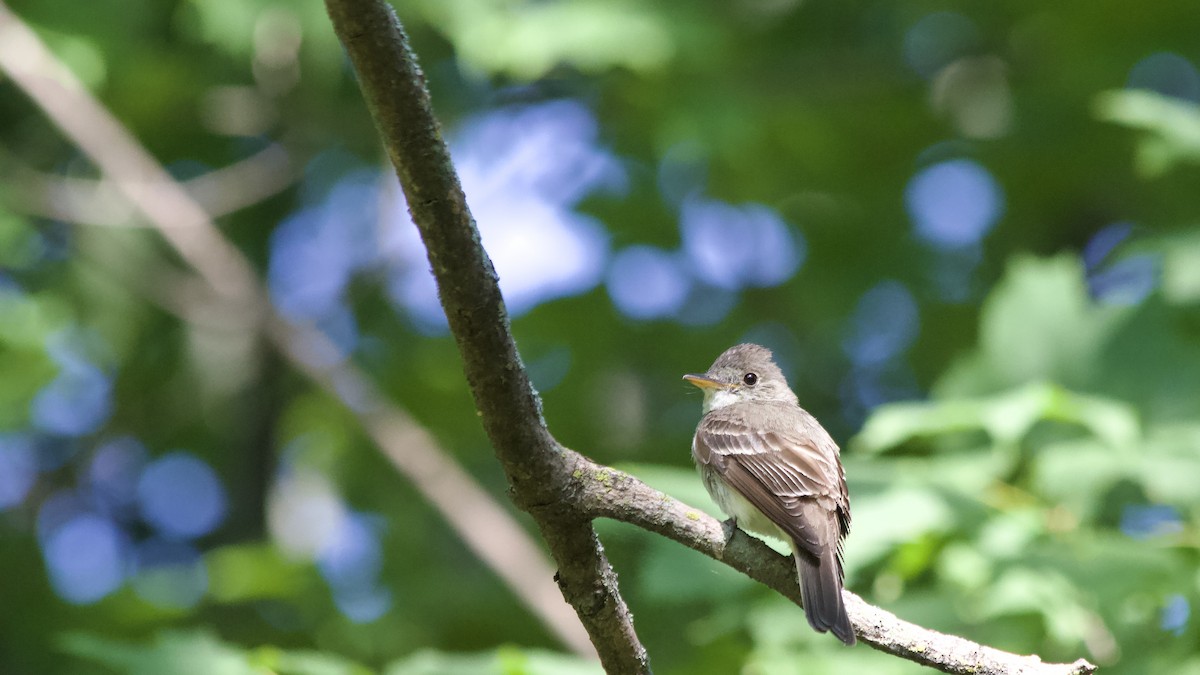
0, 143, 297, 226
0, 0, 591, 658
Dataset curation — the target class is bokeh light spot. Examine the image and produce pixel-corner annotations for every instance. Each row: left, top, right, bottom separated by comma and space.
1127, 52, 1200, 103
43, 513, 127, 604
606, 246, 691, 320
1083, 222, 1135, 270
269, 467, 347, 559
906, 159, 1004, 249
132, 538, 208, 609
385, 100, 622, 328
312, 508, 393, 624
840, 361, 920, 426
903, 12, 980, 79
137, 452, 228, 539
269, 171, 379, 325
318, 512, 383, 591
842, 280, 920, 367
87, 436, 147, 521
0, 434, 37, 510
1162, 594, 1190, 636
37, 489, 91, 543
1087, 254, 1158, 306
31, 341, 112, 438
680, 196, 804, 291
333, 584, 393, 624
677, 287, 739, 327
1121, 504, 1182, 539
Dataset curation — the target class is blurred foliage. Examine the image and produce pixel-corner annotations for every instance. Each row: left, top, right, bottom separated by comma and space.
2, 0, 1200, 674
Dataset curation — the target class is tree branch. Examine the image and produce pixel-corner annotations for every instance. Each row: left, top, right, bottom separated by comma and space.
323, 1, 649, 672
322, 1, 1100, 674
578, 457, 1097, 675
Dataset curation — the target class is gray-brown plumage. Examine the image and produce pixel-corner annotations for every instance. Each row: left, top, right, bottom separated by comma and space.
685, 343, 854, 645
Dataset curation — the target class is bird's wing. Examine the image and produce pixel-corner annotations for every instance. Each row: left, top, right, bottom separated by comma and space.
693, 413, 847, 559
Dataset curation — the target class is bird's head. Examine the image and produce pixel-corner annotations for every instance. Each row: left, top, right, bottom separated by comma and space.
683, 343, 797, 413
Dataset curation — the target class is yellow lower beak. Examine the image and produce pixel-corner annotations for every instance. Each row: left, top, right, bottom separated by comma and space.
683, 373, 723, 390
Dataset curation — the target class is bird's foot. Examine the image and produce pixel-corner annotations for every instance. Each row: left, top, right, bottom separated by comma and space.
721, 517, 739, 545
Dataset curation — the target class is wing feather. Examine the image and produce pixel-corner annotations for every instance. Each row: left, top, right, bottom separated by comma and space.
693, 408, 851, 558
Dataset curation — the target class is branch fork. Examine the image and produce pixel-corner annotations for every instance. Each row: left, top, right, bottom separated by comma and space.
321, 1, 1099, 673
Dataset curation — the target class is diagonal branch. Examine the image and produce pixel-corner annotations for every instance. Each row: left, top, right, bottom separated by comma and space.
322, 1, 1100, 674
323, 0, 648, 672
0, 143, 297, 226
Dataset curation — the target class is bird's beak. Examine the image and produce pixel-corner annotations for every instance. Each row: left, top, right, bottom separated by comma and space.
683, 373, 723, 390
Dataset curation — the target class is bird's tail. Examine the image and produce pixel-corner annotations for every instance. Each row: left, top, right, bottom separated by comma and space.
794, 543, 854, 645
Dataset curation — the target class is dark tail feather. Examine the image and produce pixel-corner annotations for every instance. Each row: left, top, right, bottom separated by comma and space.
795, 545, 855, 646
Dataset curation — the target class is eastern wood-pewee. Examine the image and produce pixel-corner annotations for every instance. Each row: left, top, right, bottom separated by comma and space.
685, 343, 854, 645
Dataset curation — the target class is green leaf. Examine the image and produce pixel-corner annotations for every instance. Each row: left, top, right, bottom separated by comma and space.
1158, 230, 1200, 304
844, 487, 954, 573
936, 255, 1132, 397
205, 543, 313, 603
856, 382, 1138, 454
1094, 89, 1200, 177
251, 645, 375, 675
975, 568, 1092, 645
384, 647, 602, 675
413, 0, 674, 79
61, 631, 259, 675
62, 631, 375, 675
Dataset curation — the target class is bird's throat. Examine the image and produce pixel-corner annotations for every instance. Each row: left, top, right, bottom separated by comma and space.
702, 388, 741, 414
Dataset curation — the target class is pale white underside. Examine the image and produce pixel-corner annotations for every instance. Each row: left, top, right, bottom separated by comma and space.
700, 464, 792, 549
696, 384, 798, 553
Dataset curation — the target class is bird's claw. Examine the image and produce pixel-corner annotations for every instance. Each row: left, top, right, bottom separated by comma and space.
721, 517, 739, 545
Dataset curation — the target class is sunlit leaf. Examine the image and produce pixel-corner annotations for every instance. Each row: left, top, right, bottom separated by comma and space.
1094, 89, 1200, 177
206, 543, 313, 603
61, 631, 259, 675
845, 487, 954, 573
975, 567, 1093, 645
251, 645, 374, 675
412, 0, 674, 79
936, 255, 1132, 397
1158, 230, 1200, 304
856, 382, 1138, 454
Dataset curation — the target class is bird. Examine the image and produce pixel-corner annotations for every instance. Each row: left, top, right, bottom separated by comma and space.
684, 343, 854, 645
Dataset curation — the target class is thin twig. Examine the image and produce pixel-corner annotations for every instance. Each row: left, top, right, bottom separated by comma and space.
0, 5, 257, 301
0, 143, 297, 226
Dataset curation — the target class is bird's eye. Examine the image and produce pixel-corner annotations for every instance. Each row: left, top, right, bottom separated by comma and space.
743, 372, 758, 386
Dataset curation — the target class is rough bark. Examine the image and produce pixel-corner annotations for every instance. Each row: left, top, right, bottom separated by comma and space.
324, 1, 649, 672
322, 1, 1099, 673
